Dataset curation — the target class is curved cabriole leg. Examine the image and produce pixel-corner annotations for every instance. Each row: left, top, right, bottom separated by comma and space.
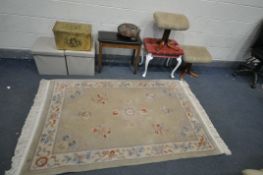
139, 48, 145, 66
170, 55, 182, 79
166, 58, 171, 67
142, 53, 154, 78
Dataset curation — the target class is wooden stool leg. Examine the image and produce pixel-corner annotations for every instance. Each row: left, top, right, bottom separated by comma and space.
97, 42, 103, 73
133, 46, 141, 74
179, 63, 189, 79
171, 56, 182, 79
187, 63, 199, 78
142, 53, 153, 78
179, 63, 199, 79
166, 58, 171, 67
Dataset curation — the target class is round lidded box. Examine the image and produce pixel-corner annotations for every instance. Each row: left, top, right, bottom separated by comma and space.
117, 23, 140, 41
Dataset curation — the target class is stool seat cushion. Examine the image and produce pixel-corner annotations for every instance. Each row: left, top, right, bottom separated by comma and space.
182, 45, 212, 63
154, 11, 189, 30
144, 38, 184, 58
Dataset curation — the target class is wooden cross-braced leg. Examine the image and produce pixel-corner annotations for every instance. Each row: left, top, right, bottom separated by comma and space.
179, 63, 199, 80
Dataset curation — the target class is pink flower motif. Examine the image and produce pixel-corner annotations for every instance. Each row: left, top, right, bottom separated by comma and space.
198, 135, 207, 148
140, 107, 148, 115
92, 94, 108, 104
104, 150, 116, 159
152, 123, 168, 135
91, 125, 111, 139
112, 110, 119, 117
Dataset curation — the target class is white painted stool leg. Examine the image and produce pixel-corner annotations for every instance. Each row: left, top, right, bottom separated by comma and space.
139, 48, 144, 66
166, 58, 171, 67
170, 55, 182, 79
142, 53, 154, 78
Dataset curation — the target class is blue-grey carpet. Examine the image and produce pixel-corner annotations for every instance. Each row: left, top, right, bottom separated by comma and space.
0, 58, 263, 175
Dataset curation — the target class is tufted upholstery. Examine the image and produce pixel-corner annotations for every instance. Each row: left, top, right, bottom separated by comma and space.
154, 11, 189, 30
143, 38, 184, 58
181, 45, 212, 63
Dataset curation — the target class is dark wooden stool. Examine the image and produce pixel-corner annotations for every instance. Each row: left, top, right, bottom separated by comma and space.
97, 31, 142, 74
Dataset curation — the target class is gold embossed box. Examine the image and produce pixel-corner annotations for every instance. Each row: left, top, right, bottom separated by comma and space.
53, 21, 92, 51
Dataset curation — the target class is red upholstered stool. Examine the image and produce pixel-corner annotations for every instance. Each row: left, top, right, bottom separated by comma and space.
142, 38, 184, 78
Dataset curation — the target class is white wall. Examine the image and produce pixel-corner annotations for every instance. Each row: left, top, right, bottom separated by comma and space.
0, 0, 263, 61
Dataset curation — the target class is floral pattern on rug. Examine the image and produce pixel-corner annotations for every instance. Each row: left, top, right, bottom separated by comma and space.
29, 80, 217, 171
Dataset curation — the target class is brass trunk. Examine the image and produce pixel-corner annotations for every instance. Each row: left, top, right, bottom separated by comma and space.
53, 21, 92, 51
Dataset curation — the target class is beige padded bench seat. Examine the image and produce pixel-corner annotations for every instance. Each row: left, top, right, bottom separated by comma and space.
182, 45, 212, 63
242, 169, 263, 175
180, 45, 212, 79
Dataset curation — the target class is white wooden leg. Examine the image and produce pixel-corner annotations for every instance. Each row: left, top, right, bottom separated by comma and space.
166, 58, 171, 67
139, 47, 144, 66
170, 55, 182, 79
142, 53, 154, 78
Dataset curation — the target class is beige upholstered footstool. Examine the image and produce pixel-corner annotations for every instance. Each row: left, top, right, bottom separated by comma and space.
180, 45, 212, 79
242, 169, 263, 175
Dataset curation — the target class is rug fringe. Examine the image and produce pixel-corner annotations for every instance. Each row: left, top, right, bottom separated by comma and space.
5, 80, 51, 175
179, 80, 231, 155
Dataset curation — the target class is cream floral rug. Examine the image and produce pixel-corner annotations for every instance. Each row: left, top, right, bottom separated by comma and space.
7, 79, 231, 175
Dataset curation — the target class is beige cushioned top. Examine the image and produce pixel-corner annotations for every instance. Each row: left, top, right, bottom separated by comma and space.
154, 11, 189, 30
242, 169, 263, 175
182, 45, 212, 63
